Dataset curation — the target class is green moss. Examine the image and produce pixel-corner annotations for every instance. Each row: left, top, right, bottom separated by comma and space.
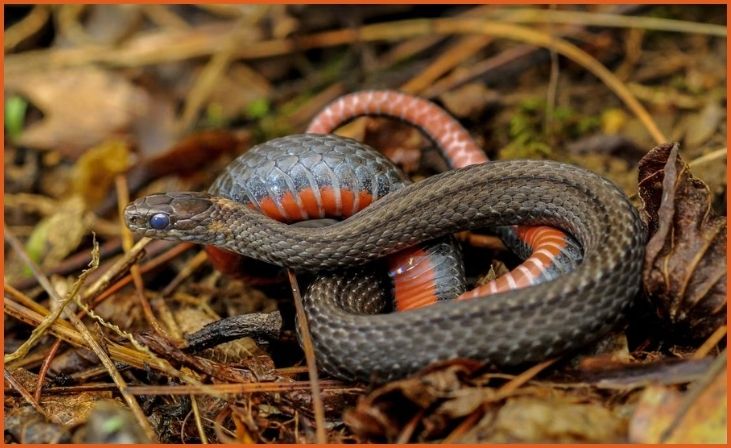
498, 98, 599, 160
5, 95, 28, 143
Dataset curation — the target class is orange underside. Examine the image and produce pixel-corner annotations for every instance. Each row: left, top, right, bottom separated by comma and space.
256, 187, 374, 222
458, 225, 569, 300
208, 186, 572, 309
207, 186, 441, 310
388, 247, 439, 311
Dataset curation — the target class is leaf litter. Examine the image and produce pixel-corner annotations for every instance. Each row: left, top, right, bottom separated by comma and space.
3, 4, 726, 444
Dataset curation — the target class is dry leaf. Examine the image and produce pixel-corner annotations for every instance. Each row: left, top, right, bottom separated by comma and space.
5, 67, 149, 158
461, 395, 626, 443
72, 138, 132, 207
4, 405, 70, 443
7, 368, 113, 427
344, 360, 483, 441
637, 143, 726, 339
684, 100, 723, 148
439, 83, 499, 119
26, 195, 87, 269
629, 359, 726, 443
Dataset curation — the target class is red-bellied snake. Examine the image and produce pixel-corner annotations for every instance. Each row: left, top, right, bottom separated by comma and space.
125, 91, 645, 382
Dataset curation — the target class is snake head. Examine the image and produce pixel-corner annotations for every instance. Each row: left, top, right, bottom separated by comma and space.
124, 192, 217, 241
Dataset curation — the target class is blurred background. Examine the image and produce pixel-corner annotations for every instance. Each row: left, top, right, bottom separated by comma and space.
4, 4, 727, 444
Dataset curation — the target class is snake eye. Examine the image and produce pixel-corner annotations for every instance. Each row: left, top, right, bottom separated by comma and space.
149, 213, 170, 229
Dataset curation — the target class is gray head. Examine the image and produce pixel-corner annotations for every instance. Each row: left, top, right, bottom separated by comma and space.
124, 192, 218, 241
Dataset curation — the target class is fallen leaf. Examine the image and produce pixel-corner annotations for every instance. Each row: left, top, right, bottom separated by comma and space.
363, 119, 425, 174
460, 395, 627, 443
7, 368, 113, 427
684, 100, 723, 148
629, 357, 726, 443
637, 142, 726, 339
5, 67, 150, 158
344, 360, 483, 442
25, 195, 87, 269
72, 138, 132, 207
4, 405, 70, 443
439, 83, 499, 119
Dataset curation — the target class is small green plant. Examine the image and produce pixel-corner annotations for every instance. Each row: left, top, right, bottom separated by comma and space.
5, 95, 28, 144
499, 98, 599, 160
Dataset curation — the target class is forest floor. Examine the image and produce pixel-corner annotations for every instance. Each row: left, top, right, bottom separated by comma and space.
3, 4, 727, 443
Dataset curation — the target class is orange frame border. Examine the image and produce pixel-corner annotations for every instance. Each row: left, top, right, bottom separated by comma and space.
1, 1, 728, 446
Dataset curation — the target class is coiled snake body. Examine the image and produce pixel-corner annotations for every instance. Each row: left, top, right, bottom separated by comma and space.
125, 92, 645, 382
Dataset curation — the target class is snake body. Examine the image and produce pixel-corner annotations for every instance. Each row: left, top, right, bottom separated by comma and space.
205, 91, 583, 309
125, 133, 645, 381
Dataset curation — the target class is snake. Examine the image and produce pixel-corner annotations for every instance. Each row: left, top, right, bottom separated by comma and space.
124, 91, 645, 382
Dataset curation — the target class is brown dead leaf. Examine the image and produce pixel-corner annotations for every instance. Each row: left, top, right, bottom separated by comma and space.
363, 119, 425, 174
344, 360, 483, 442
629, 356, 726, 443
684, 100, 723, 148
25, 195, 87, 269
7, 368, 113, 427
438, 82, 499, 119
460, 395, 626, 443
4, 405, 70, 443
332, 117, 425, 175
72, 138, 132, 207
5, 67, 150, 158
637, 142, 726, 339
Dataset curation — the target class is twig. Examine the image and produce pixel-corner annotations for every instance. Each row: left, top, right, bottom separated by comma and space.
126, 380, 354, 395
80, 236, 150, 302
428, 18, 668, 144
544, 5, 560, 140
287, 270, 327, 444
4, 229, 99, 364
160, 250, 209, 297
660, 350, 726, 442
3, 16, 679, 143
6, 10, 720, 77
494, 357, 557, 398
4, 297, 210, 393
691, 325, 726, 360
20, 238, 168, 402
116, 175, 171, 339
34, 338, 62, 402
400, 35, 492, 94
3, 230, 158, 441
191, 396, 209, 443
91, 242, 194, 306
4, 5, 50, 50
377, 5, 492, 71
176, 20, 247, 133
488, 8, 727, 37
4, 282, 48, 315
689, 147, 727, 169
423, 44, 537, 98
141, 4, 190, 30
